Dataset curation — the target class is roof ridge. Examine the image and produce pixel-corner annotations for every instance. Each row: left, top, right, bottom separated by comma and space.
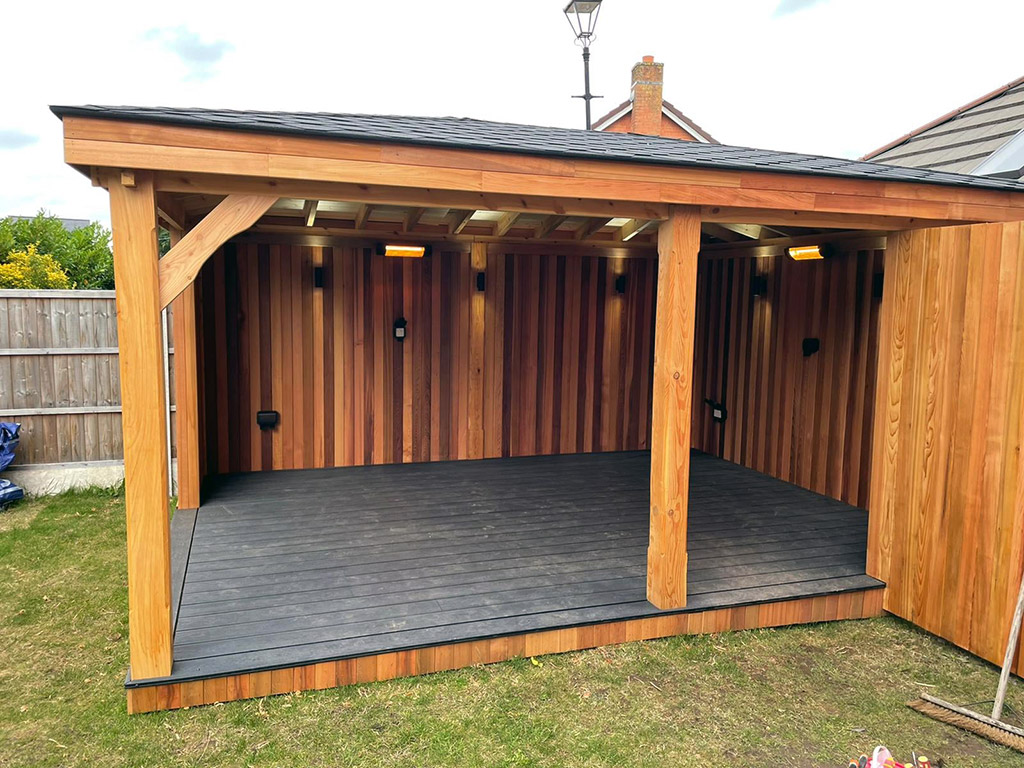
861, 75, 1024, 160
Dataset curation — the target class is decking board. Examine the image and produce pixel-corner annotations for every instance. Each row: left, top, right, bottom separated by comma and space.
137, 451, 881, 689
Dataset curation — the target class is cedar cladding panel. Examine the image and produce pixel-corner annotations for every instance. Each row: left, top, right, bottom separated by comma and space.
868, 223, 1024, 674
196, 242, 656, 473
690, 249, 885, 508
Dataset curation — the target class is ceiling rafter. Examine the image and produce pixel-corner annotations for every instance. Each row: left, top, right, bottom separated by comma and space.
354, 204, 373, 229
404, 207, 425, 231
494, 211, 521, 237
618, 219, 655, 242
575, 217, 611, 241
449, 209, 476, 235
536, 215, 567, 239
302, 199, 318, 227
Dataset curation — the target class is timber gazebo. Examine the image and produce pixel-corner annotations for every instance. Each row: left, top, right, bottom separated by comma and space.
52, 105, 1024, 712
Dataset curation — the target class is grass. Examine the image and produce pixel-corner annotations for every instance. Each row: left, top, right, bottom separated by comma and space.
1, 491, 1023, 767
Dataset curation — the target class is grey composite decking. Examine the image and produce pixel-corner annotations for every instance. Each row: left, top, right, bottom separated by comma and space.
135, 451, 882, 686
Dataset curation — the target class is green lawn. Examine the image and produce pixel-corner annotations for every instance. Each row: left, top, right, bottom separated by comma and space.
2, 490, 1022, 768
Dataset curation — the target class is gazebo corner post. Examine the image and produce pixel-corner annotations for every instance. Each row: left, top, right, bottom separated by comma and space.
647, 205, 701, 610
168, 223, 201, 512
108, 170, 174, 680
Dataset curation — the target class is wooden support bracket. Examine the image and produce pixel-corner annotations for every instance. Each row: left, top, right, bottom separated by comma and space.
158, 194, 277, 309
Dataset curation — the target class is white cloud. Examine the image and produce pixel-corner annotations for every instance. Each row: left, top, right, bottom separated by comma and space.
144, 26, 233, 82
3, 0, 1024, 226
0, 129, 38, 150
774, 0, 829, 16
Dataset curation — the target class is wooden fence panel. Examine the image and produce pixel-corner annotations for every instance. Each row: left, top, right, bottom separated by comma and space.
0, 289, 177, 466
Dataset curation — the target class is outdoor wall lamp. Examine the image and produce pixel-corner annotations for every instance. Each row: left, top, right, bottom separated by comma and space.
614, 273, 628, 294
564, 0, 603, 129
786, 244, 830, 261
378, 244, 430, 258
394, 317, 408, 342
751, 274, 768, 297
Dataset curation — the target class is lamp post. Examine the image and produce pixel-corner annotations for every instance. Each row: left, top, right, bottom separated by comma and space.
563, 0, 603, 130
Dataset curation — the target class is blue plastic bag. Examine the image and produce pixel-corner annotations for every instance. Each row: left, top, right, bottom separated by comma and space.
0, 478, 23, 507
0, 422, 19, 473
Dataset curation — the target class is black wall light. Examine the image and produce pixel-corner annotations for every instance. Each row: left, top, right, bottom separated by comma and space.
614, 274, 628, 294
394, 317, 408, 342
751, 274, 768, 297
256, 410, 279, 430
803, 338, 821, 357
476, 271, 486, 292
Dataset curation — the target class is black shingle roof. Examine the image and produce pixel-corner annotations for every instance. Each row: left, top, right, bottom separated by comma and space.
50, 104, 1024, 193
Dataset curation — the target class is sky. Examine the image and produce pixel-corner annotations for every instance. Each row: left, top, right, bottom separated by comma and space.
2, 0, 1022, 226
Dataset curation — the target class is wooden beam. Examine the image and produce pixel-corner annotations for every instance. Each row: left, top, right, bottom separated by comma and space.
354, 204, 372, 229
153, 172, 671, 222
63, 117, 1024, 224
618, 219, 655, 242
449, 209, 476, 235
648, 205, 701, 610
404, 207, 425, 231
158, 193, 277, 309
494, 211, 521, 237
575, 217, 611, 241
302, 199, 318, 227
108, 170, 173, 679
701, 205, 952, 231
700, 223, 746, 242
717, 222, 763, 239
536, 215, 568, 239
246, 216, 658, 253
171, 220, 200, 511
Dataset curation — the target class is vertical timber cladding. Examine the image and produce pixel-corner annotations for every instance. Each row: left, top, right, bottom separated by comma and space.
690, 248, 885, 508
869, 223, 1024, 674
195, 241, 657, 473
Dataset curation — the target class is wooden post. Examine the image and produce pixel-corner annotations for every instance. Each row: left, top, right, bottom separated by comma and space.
647, 205, 701, 609
109, 171, 173, 679
171, 226, 201, 509
468, 242, 487, 459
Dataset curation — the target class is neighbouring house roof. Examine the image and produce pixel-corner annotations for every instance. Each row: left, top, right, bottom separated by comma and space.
6, 215, 90, 231
50, 104, 1024, 192
862, 76, 1024, 176
593, 98, 719, 144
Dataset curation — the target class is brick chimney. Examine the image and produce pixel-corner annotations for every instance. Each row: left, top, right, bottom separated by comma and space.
630, 56, 664, 136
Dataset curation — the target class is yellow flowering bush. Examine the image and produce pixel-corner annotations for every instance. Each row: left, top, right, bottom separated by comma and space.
0, 244, 72, 289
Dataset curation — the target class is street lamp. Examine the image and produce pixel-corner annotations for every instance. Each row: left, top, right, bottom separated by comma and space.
564, 0, 603, 130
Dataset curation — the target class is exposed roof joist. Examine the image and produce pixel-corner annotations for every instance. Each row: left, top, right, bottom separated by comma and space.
575, 218, 611, 241
536, 215, 567, 239
494, 212, 521, 237
449, 209, 476, 234
302, 199, 318, 227
354, 204, 373, 229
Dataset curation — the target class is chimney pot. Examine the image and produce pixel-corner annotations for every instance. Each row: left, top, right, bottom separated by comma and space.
642, 55, 654, 63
